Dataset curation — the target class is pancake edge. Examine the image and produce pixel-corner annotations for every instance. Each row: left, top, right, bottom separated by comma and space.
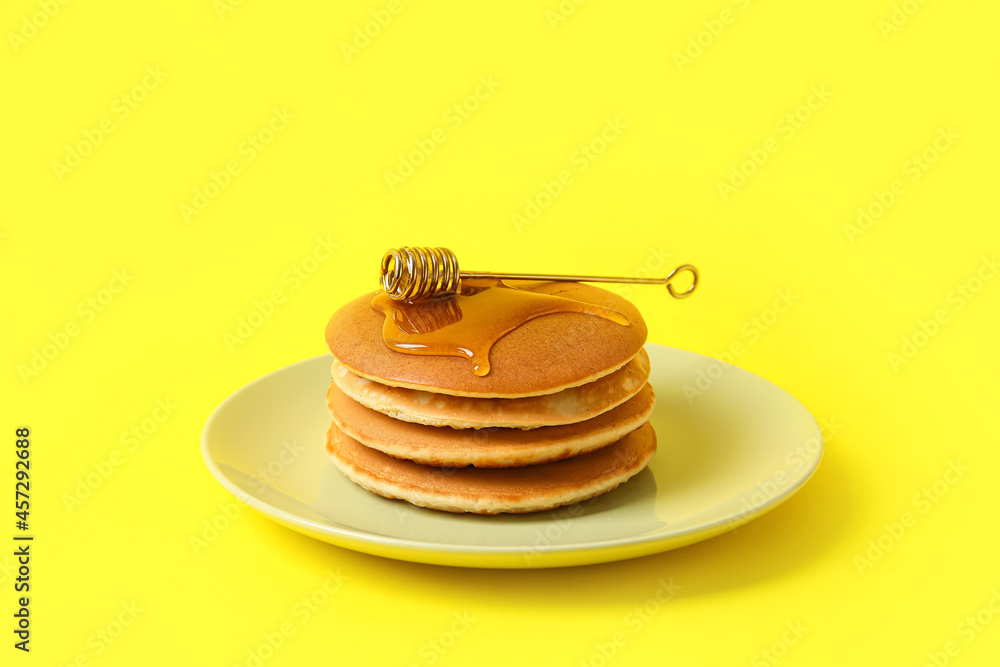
324, 422, 657, 515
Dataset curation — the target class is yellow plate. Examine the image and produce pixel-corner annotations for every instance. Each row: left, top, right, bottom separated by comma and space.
201, 344, 822, 568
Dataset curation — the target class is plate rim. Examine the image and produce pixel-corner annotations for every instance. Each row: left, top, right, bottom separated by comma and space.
201, 344, 823, 565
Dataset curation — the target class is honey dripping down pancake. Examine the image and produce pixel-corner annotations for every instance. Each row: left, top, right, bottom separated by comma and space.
326, 281, 647, 397
370, 278, 630, 377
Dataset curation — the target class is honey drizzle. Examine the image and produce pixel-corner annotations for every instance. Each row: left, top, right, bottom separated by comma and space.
371, 279, 629, 376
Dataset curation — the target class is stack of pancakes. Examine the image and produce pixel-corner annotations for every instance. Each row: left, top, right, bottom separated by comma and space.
323, 282, 656, 514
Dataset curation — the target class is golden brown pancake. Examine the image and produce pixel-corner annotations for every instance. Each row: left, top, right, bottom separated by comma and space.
325, 282, 647, 398
330, 349, 650, 429
325, 421, 657, 514
327, 380, 655, 468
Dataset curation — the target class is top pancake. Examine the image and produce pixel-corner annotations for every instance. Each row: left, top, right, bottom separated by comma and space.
326, 281, 647, 398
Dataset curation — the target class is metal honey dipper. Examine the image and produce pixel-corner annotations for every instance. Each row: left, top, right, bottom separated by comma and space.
379, 247, 700, 302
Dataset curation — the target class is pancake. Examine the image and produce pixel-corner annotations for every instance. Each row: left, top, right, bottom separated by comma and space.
325, 282, 647, 398
327, 380, 655, 468
331, 348, 650, 429
325, 421, 657, 514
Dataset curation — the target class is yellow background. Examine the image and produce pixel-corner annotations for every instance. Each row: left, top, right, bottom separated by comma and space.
2, 0, 999, 665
